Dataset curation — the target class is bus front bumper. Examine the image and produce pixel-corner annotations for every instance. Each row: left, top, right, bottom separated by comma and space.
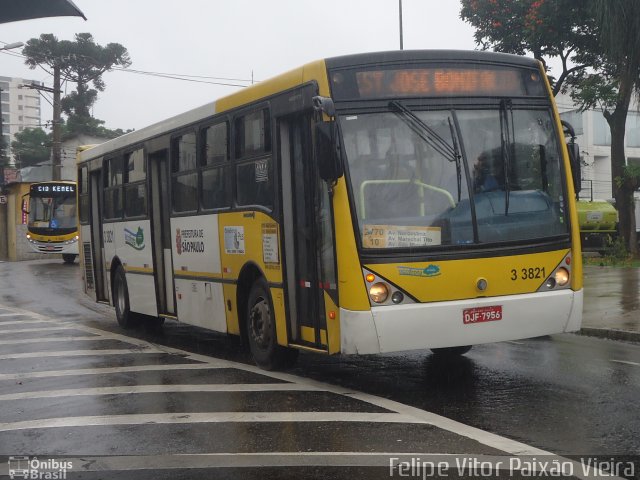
339, 289, 583, 355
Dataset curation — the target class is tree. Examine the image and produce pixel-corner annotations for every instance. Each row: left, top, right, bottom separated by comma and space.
575, 0, 640, 254
10, 127, 50, 168
460, 0, 598, 95
22, 33, 131, 136
460, 0, 640, 254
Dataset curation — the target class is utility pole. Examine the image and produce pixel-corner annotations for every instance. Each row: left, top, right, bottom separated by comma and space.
0, 87, 4, 187
22, 79, 63, 181
52, 65, 62, 181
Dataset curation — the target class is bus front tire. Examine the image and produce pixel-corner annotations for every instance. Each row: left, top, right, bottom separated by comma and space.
430, 345, 472, 357
62, 254, 76, 264
246, 278, 298, 370
113, 265, 137, 329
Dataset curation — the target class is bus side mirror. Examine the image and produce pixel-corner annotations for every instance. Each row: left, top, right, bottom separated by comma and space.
561, 120, 581, 196
315, 121, 343, 183
568, 141, 581, 195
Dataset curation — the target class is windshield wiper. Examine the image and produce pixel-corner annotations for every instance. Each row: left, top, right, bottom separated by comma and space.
499, 99, 515, 216
389, 100, 462, 199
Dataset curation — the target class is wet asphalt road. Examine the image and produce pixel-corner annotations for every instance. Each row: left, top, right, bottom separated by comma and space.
0, 259, 639, 477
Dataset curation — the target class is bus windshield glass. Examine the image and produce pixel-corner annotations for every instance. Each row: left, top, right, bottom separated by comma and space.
29, 193, 77, 231
340, 105, 568, 250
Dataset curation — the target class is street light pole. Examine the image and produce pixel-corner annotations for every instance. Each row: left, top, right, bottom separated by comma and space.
399, 0, 404, 50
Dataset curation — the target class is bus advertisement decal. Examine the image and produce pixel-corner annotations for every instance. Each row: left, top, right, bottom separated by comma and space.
224, 226, 245, 254
124, 227, 146, 251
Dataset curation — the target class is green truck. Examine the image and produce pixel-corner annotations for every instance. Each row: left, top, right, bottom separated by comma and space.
576, 200, 619, 252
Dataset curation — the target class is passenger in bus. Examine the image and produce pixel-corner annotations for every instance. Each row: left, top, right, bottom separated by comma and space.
473, 151, 501, 193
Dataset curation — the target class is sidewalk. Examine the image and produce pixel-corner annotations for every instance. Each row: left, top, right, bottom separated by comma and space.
581, 264, 640, 343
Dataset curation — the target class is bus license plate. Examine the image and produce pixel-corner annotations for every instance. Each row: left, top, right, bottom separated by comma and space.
463, 305, 502, 324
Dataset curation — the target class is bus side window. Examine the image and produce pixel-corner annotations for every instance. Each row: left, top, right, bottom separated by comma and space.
104, 157, 124, 220
235, 109, 273, 209
201, 122, 231, 210
124, 148, 147, 218
171, 132, 198, 213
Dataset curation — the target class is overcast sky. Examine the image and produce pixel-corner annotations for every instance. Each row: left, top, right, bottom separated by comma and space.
0, 0, 478, 132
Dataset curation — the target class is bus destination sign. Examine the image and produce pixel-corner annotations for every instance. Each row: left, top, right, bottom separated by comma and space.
31, 183, 76, 194
331, 66, 544, 100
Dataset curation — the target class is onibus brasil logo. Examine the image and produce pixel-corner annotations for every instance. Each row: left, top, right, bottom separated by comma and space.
124, 227, 145, 250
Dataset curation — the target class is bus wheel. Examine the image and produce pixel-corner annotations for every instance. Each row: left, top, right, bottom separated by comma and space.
246, 279, 298, 370
113, 265, 137, 329
62, 254, 76, 264
430, 345, 472, 357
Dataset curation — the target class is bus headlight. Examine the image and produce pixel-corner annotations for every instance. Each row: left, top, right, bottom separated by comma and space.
554, 267, 570, 286
369, 283, 389, 303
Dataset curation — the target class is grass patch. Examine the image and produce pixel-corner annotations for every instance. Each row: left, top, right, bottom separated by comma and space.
583, 255, 640, 268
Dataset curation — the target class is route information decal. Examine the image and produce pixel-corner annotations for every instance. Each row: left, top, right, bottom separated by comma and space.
363, 225, 441, 248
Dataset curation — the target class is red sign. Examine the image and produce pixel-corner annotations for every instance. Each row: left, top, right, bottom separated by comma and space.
463, 305, 503, 324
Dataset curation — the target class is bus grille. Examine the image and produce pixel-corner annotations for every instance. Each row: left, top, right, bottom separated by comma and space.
82, 242, 95, 290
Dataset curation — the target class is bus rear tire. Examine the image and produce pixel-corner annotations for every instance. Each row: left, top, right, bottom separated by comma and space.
246, 278, 298, 370
113, 265, 137, 329
62, 254, 76, 264
430, 345, 472, 357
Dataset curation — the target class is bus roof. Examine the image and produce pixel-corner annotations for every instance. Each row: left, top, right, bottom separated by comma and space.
77, 50, 539, 164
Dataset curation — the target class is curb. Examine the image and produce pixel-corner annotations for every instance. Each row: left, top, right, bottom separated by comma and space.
578, 327, 640, 344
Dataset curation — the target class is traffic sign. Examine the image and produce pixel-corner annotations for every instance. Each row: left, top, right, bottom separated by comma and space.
0, 195, 7, 204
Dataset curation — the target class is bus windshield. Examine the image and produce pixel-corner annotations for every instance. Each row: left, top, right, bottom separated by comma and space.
340, 105, 568, 250
29, 193, 78, 231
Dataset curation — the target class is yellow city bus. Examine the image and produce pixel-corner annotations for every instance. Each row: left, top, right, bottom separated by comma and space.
77, 50, 583, 369
23, 180, 79, 263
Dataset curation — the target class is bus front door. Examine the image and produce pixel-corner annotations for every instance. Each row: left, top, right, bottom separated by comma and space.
280, 114, 337, 352
149, 149, 176, 317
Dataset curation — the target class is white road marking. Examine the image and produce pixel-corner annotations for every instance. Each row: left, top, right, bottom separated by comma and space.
0, 411, 418, 432
0, 336, 102, 345
0, 348, 161, 360
0, 362, 225, 381
611, 359, 640, 367
0, 326, 77, 334
0, 313, 28, 317
0, 383, 318, 401
0, 302, 571, 460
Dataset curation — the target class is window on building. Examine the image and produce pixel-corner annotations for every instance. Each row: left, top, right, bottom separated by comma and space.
626, 113, 640, 148
559, 110, 584, 135
593, 113, 611, 146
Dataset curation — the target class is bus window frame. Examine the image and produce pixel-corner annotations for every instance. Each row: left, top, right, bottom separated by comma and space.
199, 119, 233, 213
123, 146, 148, 220
170, 129, 200, 215
233, 105, 275, 212
103, 155, 125, 221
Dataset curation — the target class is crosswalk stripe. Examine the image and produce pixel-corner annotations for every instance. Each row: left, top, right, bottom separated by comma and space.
0, 348, 160, 360
0, 336, 103, 345
0, 411, 421, 432
0, 383, 319, 401
0, 362, 222, 381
